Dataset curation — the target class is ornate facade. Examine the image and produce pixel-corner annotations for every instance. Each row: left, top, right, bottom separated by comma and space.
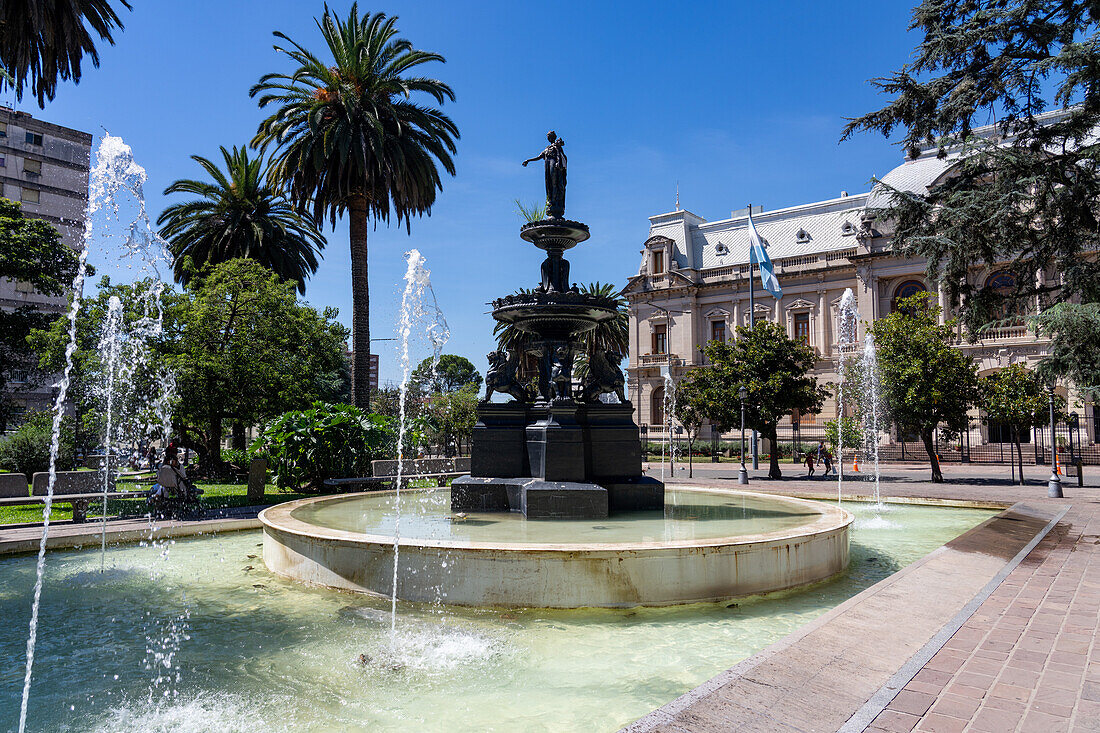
622, 132, 1096, 449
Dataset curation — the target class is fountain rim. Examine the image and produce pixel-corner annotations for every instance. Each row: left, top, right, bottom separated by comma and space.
258, 486, 853, 553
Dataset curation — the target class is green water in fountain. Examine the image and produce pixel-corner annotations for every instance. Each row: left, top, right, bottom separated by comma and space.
290, 489, 822, 544
0, 501, 992, 732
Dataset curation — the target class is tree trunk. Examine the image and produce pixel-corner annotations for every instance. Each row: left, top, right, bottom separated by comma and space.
921, 429, 943, 482
231, 421, 245, 450
349, 194, 372, 409
687, 435, 694, 478
1015, 427, 1025, 485
767, 425, 782, 479
207, 413, 223, 467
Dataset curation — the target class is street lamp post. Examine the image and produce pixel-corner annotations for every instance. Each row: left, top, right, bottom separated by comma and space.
738, 385, 749, 484
1048, 386, 1064, 498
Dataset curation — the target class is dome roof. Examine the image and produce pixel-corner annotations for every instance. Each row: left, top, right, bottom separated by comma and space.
866, 154, 956, 210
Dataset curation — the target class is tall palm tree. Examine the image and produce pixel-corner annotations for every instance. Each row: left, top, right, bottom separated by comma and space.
250, 4, 459, 408
157, 146, 325, 294
0, 0, 131, 107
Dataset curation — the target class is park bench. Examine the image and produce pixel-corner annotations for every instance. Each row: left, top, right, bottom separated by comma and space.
0, 471, 149, 523
322, 458, 470, 492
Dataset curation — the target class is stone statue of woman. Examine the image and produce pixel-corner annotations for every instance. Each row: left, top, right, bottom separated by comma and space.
522, 131, 567, 219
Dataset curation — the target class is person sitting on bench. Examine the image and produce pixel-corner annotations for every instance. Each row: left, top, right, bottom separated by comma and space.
151, 456, 201, 500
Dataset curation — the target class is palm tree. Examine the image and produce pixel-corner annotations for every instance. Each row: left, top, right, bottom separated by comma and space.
0, 0, 131, 107
157, 146, 325, 294
250, 4, 459, 408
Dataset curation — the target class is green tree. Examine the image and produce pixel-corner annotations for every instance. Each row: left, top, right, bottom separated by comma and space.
411, 354, 481, 394
824, 415, 862, 453
689, 322, 828, 479
673, 369, 708, 478
163, 259, 350, 463
0, 409, 75, 480
421, 384, 479, 456
843, 0, 1100, 375
1033, 302, 1100, 401
0, 0, 131, 107
157, 146, 326, 294
30, 260, 351, 469
871, 294, 981, 482
251, 4, 459, 409
27, 277, 174, 453
0, 198, 83, 429
981, 363, 1054, 485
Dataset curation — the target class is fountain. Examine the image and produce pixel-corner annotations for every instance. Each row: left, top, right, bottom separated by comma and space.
260, 134, 852, 608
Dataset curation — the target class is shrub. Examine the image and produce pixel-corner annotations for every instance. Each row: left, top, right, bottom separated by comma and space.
0, 410, 76, 480
252, 402, 396, 491
220, 448, 250, 470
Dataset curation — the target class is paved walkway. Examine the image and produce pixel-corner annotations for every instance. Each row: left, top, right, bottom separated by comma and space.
630, 462, 1099, 732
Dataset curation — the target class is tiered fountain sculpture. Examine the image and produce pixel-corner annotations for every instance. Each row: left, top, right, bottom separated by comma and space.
451, 132, 663, 519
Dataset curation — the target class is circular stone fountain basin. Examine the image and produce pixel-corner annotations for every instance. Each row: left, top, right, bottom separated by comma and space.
260, 487, 852, 608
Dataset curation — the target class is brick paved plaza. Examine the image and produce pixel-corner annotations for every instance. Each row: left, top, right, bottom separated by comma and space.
628, 461, 1098, 733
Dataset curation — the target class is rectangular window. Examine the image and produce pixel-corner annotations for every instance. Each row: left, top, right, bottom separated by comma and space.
710, 320, 726, 343
20, 188, 39, 203
652, 251, 664, 274
25, 132, 43, 146
0, 122, 7, 137
0, 157, 5, 167
652, 324, 667, 354
23, 159, 40, 176
794, 312, 810, 344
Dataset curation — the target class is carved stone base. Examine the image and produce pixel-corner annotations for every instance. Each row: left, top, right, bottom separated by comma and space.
450, 476, 608, 519
470, 402, 530, 478
456, 399, 663, 519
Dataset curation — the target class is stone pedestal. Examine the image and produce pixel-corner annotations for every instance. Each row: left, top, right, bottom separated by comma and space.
470, 403, 530, 478
453, 399, 662, 519
451, 475, 607, 519
526, 403, 586, 482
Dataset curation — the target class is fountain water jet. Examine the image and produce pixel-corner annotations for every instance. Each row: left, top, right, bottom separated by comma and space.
19, 134, 176, 731
390, 250, 450, 632
835, 289, 858, 504
860, 331, 884, 508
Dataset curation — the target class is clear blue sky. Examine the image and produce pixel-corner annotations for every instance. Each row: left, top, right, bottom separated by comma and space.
8, 0, 919, 385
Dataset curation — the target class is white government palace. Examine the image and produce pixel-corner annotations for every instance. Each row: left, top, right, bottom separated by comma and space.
622, 116, 1097, 459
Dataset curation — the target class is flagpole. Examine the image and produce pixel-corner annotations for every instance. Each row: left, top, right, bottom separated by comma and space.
747, 204, 759, 471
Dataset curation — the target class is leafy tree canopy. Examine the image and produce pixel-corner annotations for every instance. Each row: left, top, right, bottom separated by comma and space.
844, 0, 1100, 334
157, 146, 326, 294
411, 354, 481, 394
981, 362, 1056, 483
0, 198, 81, 296
1033, 302, 1100, 401
30, 259, 350, 468
870, 293, 981, 481
687, 322, 827, 478
420, 384, 479, 455
0, 198, 84, 428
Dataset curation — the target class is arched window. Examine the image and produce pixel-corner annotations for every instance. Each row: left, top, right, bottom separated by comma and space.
651, 386, 665, 426
984, 271, 1026, 322
892, 280, 928, 313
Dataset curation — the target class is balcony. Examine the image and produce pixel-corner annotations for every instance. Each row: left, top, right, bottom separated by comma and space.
638, 353, 682, 367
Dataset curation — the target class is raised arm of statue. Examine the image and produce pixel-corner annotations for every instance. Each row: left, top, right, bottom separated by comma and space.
521, 150, 546, 167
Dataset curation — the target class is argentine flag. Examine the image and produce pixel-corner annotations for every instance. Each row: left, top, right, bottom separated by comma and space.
747, 209, 782, 300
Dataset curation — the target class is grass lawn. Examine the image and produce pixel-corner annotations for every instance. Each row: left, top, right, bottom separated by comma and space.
0, 482, 315, 526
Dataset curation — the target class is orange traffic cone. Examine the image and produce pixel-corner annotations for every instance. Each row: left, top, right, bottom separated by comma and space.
1055, 451, 1062, 475
852, 454, 860, 473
